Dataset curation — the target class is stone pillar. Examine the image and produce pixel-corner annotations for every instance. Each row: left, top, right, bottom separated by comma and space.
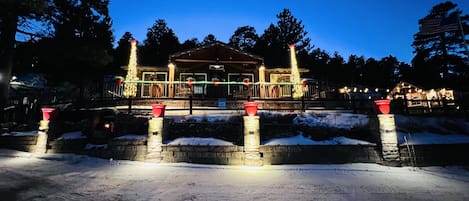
258, 65, 266, 99
168, 63, 175, 98
243, 116, 261, 166
34, 120, 49, 154
147, 117, 164, 162
378, 114, 400, 166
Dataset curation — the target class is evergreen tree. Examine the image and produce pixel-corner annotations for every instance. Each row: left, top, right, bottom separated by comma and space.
255, 24, 284, 66
412, 1, 469, 89
201, 34, 217, 46
377, 56, 400, 88
255, 9, 312, 67
0, 0, 50, 108
140, 19, 180, 66
228, 26, 258, 52
181, 38, 200, 50
37, 0, 114, 82
345, 55, 366, 86
276, 9, 311, 52
327, 52, 345, 84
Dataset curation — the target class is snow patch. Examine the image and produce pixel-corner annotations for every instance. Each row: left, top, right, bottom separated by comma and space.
84, 144, 108, 150
1, 130, 38, 136
115, 134, 148, 140
57, 131, 86, 140
294, 113, 368, 130
262, 134, 374, 145
166, 137, 234, 146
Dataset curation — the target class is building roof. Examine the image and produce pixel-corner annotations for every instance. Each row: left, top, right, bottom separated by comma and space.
169, 41, 264, 65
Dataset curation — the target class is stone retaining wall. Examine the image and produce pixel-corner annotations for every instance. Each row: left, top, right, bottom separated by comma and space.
260, 145, 381, 164
161, 145, 245, 165
0, 135, 37, 152
2, 135, 469, 166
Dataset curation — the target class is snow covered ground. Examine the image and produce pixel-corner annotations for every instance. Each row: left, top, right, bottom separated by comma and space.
0, 149, 468, 201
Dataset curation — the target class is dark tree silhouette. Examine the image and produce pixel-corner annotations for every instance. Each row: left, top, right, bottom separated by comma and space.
181, 38, 200, 51
255, 9, 312, 67
0, 0, 50, 108
201, 34, 217, 46
412, 1, 469, 89
228, 26, 258, 52
140, 19, 180, 66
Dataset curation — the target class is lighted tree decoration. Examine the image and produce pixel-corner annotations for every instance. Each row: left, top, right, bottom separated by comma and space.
290, 44, 303, 99
123, 39, 139, 97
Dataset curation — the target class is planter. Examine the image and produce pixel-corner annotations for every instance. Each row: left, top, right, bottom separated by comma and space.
244, 101, 258, 116
41, 108, 56, 121
374, 99, 391, 114
151, 104, 166, 117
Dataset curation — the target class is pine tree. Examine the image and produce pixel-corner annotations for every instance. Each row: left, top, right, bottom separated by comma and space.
412, 1, 469, 89
140, 19, 180, 66
228, 26, 258, 52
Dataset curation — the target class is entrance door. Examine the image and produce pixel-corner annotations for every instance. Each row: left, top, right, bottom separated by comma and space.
207, 71, 227, 98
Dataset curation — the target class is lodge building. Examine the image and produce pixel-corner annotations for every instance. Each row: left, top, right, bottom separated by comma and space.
118, 41, 316, 99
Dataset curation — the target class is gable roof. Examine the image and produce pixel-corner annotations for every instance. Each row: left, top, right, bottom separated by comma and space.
169, 41, 263, 65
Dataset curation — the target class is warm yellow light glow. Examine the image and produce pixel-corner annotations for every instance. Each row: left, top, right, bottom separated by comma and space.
375, 88, 379, 92
353, 87, 357, 93
289, 45, 303, 99
168, 63, 175, 68
364, 88, 369, 93
123, 40, 139, 97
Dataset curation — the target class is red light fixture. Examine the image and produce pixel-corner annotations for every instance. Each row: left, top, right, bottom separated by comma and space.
243, 78, 249, 87
151, 104, 166, 117
244, 101, 258, 116
41, 108, 56, 121
374, 99, 391, 114
214, 79, 219, 87
187, 78, 193, 87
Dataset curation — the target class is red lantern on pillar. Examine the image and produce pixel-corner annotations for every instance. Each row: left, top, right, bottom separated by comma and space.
243, 78, 250, 87
374, 99, 391, 114
151, 104, 166, 117
244, 101, 258, 116
41, 108, 56, 121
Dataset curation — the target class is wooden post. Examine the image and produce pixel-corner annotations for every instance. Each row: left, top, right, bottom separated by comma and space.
189, 95, 193, 115
259, 65, 266, 98
168, 63, 175, 98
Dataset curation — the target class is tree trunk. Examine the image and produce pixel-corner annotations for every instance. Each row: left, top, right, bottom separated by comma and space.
0, 13, 18, 109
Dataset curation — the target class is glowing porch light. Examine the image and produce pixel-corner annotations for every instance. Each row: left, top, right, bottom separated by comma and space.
289, 44, 303, 99
123, 39, 139, 97
364, 88, 369, 93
